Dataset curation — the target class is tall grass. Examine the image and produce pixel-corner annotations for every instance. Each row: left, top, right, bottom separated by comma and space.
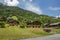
0, 27, 51, 40
51, 28, 60, 34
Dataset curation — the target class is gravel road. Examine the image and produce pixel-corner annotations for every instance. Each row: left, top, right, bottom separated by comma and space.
21, 34, 60, 40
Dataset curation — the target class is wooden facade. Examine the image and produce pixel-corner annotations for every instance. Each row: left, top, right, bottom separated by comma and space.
8, 19, 19, 26
26, 21, 41, 28
0, 17, 6, 22
44, 23, 60, 28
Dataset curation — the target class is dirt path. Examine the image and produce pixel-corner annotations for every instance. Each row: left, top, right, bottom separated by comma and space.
21, 34, 60, 40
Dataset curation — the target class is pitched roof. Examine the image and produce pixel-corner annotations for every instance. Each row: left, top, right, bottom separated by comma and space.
50, 22, 60, 25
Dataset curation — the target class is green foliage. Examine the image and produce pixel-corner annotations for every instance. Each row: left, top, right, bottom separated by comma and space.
20, 26, 25, 28
0, 23, 5, 28
0, 4, 60, 27
11, 16, 18, 20
5, 24, 9, 28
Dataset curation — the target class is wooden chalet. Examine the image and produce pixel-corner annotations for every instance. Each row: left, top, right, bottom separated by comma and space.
44, 22, 60, 28
26, 21, 41, 28
0, 17, 6, 22
8, 19, 19, 26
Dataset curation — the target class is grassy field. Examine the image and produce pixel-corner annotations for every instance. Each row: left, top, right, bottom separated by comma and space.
0, 27, 52, 40
51, 28, 60, 34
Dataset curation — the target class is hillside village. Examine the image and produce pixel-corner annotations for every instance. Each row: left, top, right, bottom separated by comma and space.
0, 0, 60, 40
0, 4, 60, 28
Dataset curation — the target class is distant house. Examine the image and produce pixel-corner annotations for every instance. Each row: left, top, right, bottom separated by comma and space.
0, 17, 6, 22
44, 22, 60, 28
26, 21, 41, 28
8, 19, 19, 26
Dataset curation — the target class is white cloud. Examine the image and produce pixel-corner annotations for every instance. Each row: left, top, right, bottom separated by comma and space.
48, 7, 60, 11
22, 0, 32, 2
4, 0, 19, 6
56, 15, 60, 18
25, 3, 42, 14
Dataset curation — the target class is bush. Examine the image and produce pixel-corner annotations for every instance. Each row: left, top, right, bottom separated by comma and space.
20, 26, 25, 28
0, 23, 5, 28
5, 24, 9, 28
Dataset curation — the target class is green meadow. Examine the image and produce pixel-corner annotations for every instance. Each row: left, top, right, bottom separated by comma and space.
0, 27, 52, 40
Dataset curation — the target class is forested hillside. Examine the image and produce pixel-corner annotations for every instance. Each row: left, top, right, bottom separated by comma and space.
0, 4, 60, 27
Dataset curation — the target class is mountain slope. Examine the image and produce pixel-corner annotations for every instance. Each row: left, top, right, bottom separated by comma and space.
0, 4, 60, 25
0, 4, 39, 17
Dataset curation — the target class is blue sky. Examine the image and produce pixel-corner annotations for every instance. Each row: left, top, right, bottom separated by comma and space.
0, 0, 60, 17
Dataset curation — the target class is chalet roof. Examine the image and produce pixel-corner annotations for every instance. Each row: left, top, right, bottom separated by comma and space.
50, 22, 60, 25
8, 19, 19, 24
44, 22, 60, 26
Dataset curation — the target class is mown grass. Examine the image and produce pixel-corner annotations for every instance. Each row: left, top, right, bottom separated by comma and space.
0, 27, 52, 40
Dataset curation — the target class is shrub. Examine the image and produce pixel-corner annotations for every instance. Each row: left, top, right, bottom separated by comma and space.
0, 23, 5, 28
20, 26, 25, 28
5, 24, 9, 28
